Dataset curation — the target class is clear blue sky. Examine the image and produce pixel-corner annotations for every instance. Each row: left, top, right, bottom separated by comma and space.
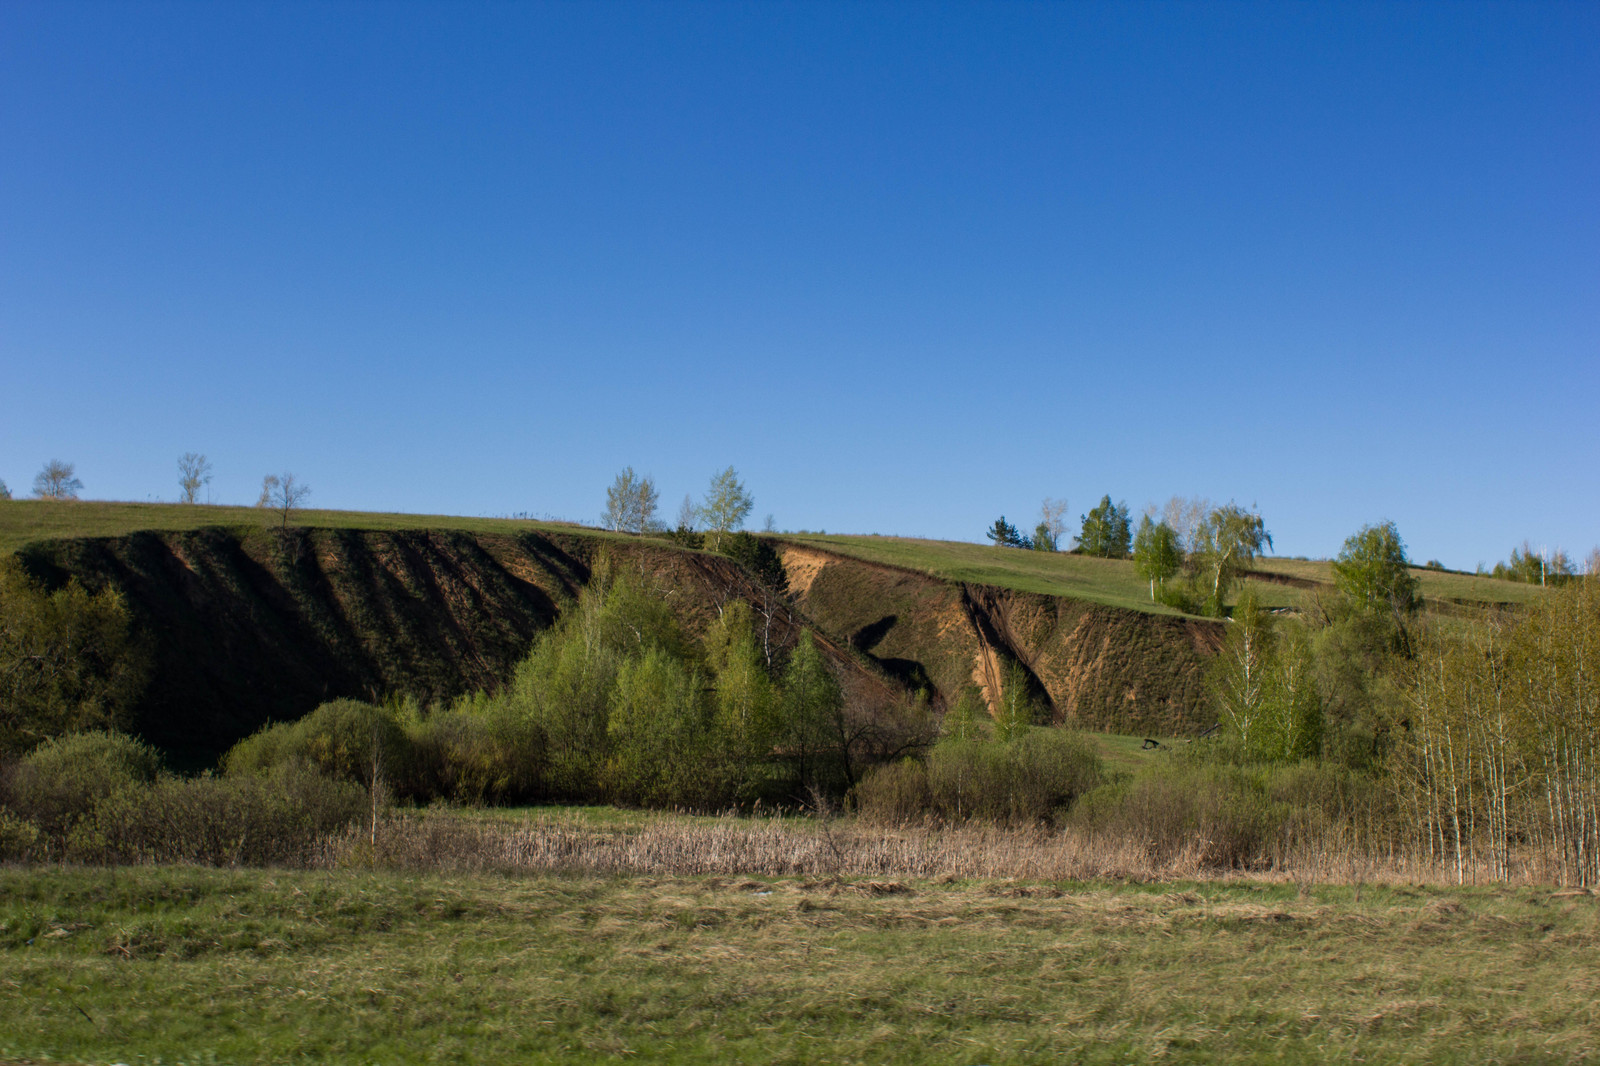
3, 1, 1595, 570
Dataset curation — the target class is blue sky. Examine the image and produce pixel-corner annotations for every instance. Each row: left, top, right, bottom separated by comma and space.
3, 1, 1595, 570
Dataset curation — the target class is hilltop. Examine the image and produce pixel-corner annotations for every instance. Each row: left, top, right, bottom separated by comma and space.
0, 501, 1542, 613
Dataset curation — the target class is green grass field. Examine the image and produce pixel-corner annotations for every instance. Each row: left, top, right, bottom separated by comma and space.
0, 499, 615, 556
1, 500, 1543, 615
785, 532, 1544, 614
2, 864, 1594, 1065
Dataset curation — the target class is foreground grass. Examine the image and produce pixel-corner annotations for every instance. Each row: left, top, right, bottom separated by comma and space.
2, 866, 1595, 1065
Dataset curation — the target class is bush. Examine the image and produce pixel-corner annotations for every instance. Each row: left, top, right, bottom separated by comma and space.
0, 730, 162, 845
856, 728, 1102, 827
1, 728, 364, 864
853, 759, 933, 824
225, 699, 413, 791
0, 558, 148, 752
1072, 760, 1288, 869
67, 768, 364, 865
408, 699, 547, 804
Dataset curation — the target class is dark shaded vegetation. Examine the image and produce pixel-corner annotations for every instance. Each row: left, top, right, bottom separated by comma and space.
216, 568, 932, 812
13, 526, 584, 763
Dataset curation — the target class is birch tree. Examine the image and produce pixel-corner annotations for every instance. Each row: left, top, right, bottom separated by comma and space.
602, 466, 660, 534
697, 467, 753, 551
1192, 503, 1272, 616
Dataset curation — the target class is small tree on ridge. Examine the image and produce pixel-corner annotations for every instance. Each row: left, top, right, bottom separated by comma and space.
257, 473, 311, 530
697, 467, 754, 551
33, 460, 83, 501
177, 452, 213, 505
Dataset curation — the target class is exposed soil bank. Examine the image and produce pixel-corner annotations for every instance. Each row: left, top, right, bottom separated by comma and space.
780, 545, 1224, 735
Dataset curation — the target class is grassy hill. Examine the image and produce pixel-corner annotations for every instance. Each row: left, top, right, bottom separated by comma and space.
0, 499, 606, 555
783, 532, 1544, 613
2, 502, 1541, 615
1, 501, 1546, 757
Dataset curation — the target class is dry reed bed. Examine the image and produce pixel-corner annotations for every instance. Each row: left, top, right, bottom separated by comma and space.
320, 810, 1508, 885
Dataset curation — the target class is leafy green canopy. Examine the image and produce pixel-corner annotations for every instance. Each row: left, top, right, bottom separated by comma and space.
985, 516, 1028, 549
697, 467, 754, 549
1331, 521, 1421, 654
1191, 503, 1272, 615
1078, 496, 1131, 559
1205, 589, 1323, 763
1131, 516, 1182, 601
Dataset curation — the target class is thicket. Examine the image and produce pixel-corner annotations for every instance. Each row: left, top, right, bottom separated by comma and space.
0, 731, 362, 864
663, 528, 789, 593
218, 567, 929, 812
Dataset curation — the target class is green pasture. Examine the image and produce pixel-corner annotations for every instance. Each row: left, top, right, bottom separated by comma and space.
784, 532, 1541, 615
0, 499, 612, 556
1, 864, 1594, 1066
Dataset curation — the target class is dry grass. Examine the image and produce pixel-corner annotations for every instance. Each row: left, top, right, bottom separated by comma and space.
316, 807, 1542, 888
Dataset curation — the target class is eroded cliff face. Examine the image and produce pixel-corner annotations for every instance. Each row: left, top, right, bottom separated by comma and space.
19, 528, 894, 763
781, 545, 1224, 735
16, 526, 1221, 762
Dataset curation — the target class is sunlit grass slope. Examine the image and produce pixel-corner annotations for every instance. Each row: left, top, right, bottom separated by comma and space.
785, 533, 1543, 615
0, 499, 615, 555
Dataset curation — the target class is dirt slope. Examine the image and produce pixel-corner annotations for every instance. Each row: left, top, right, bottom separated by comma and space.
18, 528, 894, 763
781, 545, 1223, 734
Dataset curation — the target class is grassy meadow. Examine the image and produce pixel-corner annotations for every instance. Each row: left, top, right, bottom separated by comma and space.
784, 532, 1543, 616
2, 861, 1595, 1066
0, 499, 609, 556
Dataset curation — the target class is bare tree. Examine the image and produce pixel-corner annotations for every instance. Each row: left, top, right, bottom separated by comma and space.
257, 473, 310, 529
675, 494, 697, 532
0, 479, 10, 501
177, 452, 213, 505
1039, 497, 1070, 549
1153, 495, 1213, 553
32, 460, 83, 500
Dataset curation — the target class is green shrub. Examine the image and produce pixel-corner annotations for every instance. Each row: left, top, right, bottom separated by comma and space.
0, 808, 40, 859
857, 728, 1101, 827
0, 559, 149, 752
1, 730, 162, 846
409, 698, 548, 804
1072, 760, 1289, 869
3, 729, 363, 865
67, 768, 364, 865
225, 699, 412, 790
853, 758, 932, 824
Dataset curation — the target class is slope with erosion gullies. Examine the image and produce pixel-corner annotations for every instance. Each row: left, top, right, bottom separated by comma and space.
781, 544, 1225, 735
19, 527, 897, 764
